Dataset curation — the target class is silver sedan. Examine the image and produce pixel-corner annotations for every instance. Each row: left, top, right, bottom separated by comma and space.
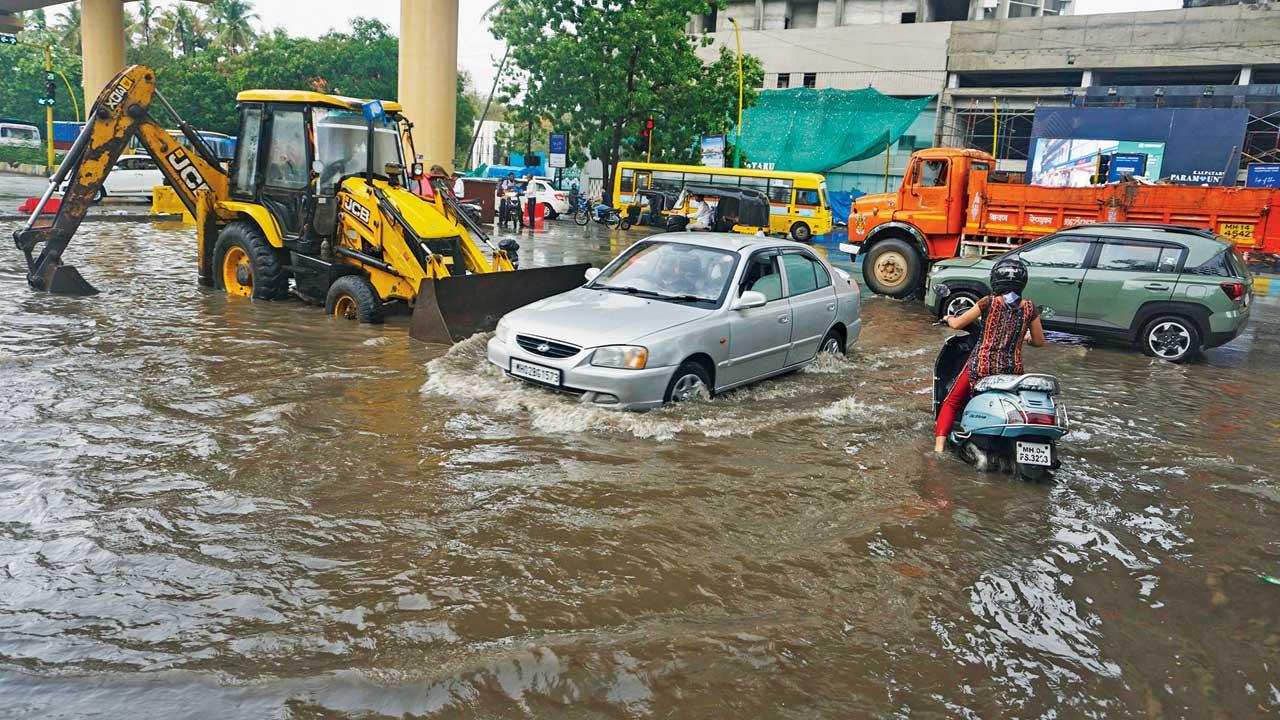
487, 233, 862, 411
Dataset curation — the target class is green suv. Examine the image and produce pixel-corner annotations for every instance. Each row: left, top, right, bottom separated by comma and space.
923, 224, 1253, 363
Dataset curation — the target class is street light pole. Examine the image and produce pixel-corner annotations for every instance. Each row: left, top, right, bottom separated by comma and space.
42, 44, 53, 169
728, 17, 743, 169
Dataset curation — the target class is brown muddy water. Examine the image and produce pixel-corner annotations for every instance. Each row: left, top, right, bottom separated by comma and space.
0, 219, 1278, 718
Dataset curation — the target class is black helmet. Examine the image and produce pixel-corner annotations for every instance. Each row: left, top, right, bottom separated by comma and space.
990, 257, 1029, 296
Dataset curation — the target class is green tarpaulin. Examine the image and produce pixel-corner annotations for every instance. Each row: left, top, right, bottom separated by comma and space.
737, 88, 933, 173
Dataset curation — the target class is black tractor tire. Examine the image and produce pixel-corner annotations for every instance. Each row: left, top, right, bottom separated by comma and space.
324, 275, 384, 324
212, 220, 289, 300
791, 222, 812, 242
664, 360, 712, 404
939, 288, 981, 319
1140, 314, 1201, 363
819, 327, 845, 356
863, 237, 923, 298
542, 203, 558, 220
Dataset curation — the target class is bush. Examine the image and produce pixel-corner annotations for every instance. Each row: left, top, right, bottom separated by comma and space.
0, 145, 47, 168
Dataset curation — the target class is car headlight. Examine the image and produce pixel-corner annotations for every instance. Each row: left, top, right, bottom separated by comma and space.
494, 318, 514, 345
591, 345, 648, 369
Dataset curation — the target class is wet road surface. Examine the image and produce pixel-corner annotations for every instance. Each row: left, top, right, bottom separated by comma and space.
1, 219, 1278, 718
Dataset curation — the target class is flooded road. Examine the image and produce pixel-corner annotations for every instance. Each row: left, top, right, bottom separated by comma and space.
1, 219, 1278, 718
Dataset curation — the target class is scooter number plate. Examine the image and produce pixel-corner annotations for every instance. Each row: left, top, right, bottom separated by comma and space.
1016, 441, 1053, 467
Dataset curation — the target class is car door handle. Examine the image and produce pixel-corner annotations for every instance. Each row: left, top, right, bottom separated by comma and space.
778, 315, 790, 324
1144, 283, 1171, 291
1053, 277, 1077, 285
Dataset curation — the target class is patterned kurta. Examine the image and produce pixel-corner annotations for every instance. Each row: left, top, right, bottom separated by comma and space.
968, 295, 1040, 383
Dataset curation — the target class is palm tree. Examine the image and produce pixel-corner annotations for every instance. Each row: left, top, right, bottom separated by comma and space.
52, 2, 81, 54
206, 0, 258, 55
157, 4, 207, 57
129, 0, 159, 47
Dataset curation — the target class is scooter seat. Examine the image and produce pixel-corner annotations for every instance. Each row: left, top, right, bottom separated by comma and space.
973, 373, 1059, 395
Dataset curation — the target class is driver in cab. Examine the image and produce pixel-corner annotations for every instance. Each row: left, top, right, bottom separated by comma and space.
686, 193, 714, 231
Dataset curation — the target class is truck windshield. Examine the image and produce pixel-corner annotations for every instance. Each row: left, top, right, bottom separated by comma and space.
314, 108, 403, 191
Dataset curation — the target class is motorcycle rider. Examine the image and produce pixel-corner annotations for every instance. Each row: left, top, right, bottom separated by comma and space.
933, 258, 1046, 454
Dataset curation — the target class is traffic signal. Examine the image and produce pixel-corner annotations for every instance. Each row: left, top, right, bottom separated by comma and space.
640, 117, 654, 139
38, 72, 54, 107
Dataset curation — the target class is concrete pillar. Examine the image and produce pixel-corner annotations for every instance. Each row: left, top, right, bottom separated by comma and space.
947, 73, 960, 89
1080, 70, 1093, 87
834, 0, 845, 26
996, 0, 1011, 19
1239, 66, 1252, 85
756, 0, 765, 30
399, 0, 459, 171
81, 0, 126, 110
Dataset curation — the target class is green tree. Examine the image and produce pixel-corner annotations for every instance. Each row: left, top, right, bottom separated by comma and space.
456, 72, 479, 167
157, 4, 209, 58
207, 0, 258, 55
490, 0, 762, 192
52, 2, 81, 54
128, 0, 160, 48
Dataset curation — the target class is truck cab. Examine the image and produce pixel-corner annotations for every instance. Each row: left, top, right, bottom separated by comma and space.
843, 148, 993, 297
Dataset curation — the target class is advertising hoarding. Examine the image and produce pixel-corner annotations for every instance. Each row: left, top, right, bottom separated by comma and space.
701, 135, 725, 168
548, 133, 567, 169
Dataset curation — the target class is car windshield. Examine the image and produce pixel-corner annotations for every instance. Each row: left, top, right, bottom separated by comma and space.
314, 108, 403, 191
591, 241, 738, 305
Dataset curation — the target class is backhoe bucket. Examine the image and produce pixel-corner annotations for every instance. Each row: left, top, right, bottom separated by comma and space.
410, 264, 592, 345
31, 263, 100, 296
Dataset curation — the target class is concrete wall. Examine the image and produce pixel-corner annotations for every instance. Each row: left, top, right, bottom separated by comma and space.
949, 3, 1280, 74
697, 21, 950, 95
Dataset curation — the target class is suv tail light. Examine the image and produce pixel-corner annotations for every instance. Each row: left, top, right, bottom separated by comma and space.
1220, 282, 1246, 301
554, 193, 565, 200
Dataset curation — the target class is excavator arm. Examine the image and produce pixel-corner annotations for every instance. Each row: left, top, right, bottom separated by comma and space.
13, 65, 228, 295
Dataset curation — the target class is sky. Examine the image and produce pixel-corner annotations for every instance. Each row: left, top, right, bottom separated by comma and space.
50, 0, 1184, 94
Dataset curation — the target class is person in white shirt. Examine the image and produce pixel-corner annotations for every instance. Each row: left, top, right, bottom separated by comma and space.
452, 174, 465, 198
687, 194, 714, 231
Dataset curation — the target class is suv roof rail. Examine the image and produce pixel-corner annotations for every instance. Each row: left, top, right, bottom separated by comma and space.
1079, 222, 1218, 238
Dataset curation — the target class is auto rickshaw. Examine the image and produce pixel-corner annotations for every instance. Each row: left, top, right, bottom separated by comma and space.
663, 185, 771, 235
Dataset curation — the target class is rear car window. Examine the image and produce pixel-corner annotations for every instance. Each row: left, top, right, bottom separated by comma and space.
1095, 242, 1182, 273
1187, 249, 1241, 278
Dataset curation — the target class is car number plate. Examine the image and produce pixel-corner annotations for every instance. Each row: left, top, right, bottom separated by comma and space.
510, 358, 561, 386
1015, 441, 1053, 467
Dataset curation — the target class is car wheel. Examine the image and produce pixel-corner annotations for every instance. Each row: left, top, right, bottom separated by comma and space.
95, 186, 107, 202
1140, 315, 1201, 363
940, 288, 980, 319
790, 222, 812, 242
664, 361, 711, 404
819, 327, 845, 356
542, 203, 558, 220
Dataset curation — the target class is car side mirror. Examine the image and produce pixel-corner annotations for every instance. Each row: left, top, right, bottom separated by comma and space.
733, 290, 768, 310
584, 267, 601, 282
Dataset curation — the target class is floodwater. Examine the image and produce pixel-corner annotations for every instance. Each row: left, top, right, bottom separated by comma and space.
1, 218, 1278, 718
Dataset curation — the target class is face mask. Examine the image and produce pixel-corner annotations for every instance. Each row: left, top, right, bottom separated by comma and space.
1002, 292, 1019, 304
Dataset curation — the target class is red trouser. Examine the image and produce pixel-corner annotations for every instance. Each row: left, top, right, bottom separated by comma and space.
935, 371, 973, 438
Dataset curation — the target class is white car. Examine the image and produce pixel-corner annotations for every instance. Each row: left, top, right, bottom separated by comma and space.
0, 122, 42, 150
488, 233, 862, 410
101, 155, 165, 199
522, 176, 570, 219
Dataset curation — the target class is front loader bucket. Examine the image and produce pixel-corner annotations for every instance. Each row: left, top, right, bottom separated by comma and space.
410, 263, 592, 345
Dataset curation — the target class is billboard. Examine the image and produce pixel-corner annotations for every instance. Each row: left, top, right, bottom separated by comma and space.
1029, 107, 1247, 186
701, 135, 725, 168
1028, 139, 1165, 187
1246, 163, 1280, 188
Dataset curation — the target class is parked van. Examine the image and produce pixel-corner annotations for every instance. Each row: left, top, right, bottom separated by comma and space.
0, 120, 42, 150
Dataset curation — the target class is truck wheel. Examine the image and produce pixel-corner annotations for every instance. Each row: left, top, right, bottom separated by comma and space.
863, 237, 923, 298
212, 221, 288, 300
790, 222, 812, 242
1140, 315, 1200, 363
325, 275, 384, 324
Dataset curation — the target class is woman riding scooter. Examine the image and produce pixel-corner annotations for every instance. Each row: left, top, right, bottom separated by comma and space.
933, 258, 1046, 453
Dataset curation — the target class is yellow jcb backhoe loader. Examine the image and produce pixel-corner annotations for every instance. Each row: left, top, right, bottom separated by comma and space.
12, 65, 588, 344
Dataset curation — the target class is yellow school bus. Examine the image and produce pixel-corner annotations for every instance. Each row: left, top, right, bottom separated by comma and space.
613, 161, 832, 241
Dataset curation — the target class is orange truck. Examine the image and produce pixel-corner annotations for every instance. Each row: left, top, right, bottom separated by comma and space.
839, 147, 1280, 297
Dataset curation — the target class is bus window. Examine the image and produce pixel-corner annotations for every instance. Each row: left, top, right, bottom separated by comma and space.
740, 176, 767, 194
653, 170, 682, 191
795, 189, 820, 206
684, 174, 711, 186
768, 180, 793, 204
621, 167, 634, 190
634, 171, 651, 190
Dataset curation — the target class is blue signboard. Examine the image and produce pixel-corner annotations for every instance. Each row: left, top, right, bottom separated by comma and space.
1246, 163, 1280, 188
548, 132, 567, 169
1030, 107, 1247, 186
